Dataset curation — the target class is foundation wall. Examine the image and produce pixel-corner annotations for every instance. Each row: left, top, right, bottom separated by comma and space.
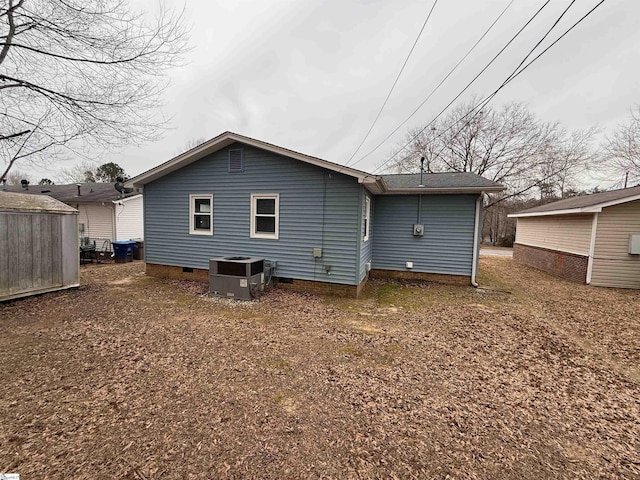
513, 243, 588, 283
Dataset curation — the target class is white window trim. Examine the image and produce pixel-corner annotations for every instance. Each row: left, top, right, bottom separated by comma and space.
250, 193, 279, 239
363, 196, 371, 241
189, 194, 213, 235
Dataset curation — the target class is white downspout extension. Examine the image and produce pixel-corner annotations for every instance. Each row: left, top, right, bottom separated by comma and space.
471, 194, 482, 287
586, 212, 598, 284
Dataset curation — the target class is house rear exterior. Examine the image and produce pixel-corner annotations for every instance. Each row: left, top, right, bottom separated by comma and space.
510, 186, 640, 289
128, 132, 504, 296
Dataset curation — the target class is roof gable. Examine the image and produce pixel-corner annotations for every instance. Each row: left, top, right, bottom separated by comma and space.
126, 131, 385, 193
126, 131, 504, 195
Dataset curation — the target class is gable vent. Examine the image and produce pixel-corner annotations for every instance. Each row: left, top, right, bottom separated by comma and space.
228, 149, 244, 173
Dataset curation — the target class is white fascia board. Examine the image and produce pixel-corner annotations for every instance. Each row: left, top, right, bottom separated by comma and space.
125, 132, 374, 188
508, 207, 601, 218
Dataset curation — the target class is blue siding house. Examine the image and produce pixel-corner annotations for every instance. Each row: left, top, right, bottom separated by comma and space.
127, 132, 503, 296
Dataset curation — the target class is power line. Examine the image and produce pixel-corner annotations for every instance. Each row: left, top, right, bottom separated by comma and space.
372, 0, 605, 175
350, 0, 515, 168
344, 0, 439, 167
373, 0, 577, 174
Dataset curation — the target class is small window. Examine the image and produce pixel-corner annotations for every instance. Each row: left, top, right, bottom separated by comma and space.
251, 193, 279, 239
363, 196, 371, 241
229, 149, 244, 173
189, 194, 213, 235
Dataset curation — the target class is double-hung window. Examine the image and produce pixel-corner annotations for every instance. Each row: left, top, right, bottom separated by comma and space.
363, 196, 371, 241
251, 193, 279, 239
189, 194, 213, 235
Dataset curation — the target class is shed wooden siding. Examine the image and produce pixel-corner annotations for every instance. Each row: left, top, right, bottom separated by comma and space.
0, 213, 79, 301
371, 194, 477, 276
514, 215, 593, 256
144, 143, 362, 285
74, 203, 114, 240
590, 200, 640, 288
115, 195, 144, 240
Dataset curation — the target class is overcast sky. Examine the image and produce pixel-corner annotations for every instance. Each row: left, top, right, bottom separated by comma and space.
63, 0, 640, 187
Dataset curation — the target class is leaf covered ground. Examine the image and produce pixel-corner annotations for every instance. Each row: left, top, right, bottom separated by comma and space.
0, 258, 638, 479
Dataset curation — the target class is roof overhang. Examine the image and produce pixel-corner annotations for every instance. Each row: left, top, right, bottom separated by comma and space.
126, 131, 384, 192
509, 192, 640, 218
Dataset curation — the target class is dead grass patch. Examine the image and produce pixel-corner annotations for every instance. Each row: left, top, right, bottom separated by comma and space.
0, 258, 638, 479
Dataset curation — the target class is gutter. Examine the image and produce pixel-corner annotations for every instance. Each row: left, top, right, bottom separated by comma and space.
471, 194, 482, 287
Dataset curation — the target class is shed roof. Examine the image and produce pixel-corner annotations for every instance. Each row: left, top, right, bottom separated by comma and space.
380, 172, 504, 194
2, 182, 138, 203
0, 191, 78, 214
509, 185, 640, 217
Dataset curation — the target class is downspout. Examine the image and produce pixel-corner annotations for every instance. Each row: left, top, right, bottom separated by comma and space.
586, 212, 598, 284
471, 193, 482, 287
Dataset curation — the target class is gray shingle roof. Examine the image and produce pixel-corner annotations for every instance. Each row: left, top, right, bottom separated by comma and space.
381, 172, 504, 191
1, 182, 136, 203
514, 185, 640, 215
0, 191, 78, 214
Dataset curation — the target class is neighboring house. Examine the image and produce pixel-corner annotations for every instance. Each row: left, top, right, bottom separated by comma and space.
509, 186, 640, 288
126, 132, 504, 297
1, 192, 79, 301
2, 183, 143, 242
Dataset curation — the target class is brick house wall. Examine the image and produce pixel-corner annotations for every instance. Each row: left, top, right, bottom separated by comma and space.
513, 243, 588, 283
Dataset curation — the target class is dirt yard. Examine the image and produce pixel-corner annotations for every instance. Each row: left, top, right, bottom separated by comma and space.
1, 258, 638, 479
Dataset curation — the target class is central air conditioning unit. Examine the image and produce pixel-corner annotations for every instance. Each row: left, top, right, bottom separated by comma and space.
209, 256, 265, 300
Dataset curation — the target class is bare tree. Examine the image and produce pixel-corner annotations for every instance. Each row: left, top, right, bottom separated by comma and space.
0, 0, 188, 182
386, 99, 596, 244
389, 99, 595, 200
603, 106, 640, 186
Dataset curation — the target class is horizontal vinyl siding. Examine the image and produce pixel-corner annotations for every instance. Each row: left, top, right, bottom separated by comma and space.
75, 204, 114, 241
515, 215, 592, 256
144, 144, 360, 285
371, 194, 477, 276
115, 195, 144, 240
591, 200, 640, 288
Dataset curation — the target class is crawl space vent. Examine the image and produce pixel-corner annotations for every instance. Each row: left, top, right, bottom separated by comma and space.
228, 149, 244, 173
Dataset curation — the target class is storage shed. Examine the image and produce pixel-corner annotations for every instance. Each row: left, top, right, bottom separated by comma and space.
1, 192, 80, 301
509, 186, 640, 289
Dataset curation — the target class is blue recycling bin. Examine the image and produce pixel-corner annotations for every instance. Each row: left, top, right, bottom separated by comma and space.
112, 240, 136, 263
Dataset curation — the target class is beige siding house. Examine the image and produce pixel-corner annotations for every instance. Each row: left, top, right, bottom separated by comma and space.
509, 186, 640, 289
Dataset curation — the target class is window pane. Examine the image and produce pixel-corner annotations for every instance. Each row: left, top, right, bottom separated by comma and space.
195, 198, 210, 213
256, 216, 275, 233
194, 214, 210, 230
256, 198, 275, 215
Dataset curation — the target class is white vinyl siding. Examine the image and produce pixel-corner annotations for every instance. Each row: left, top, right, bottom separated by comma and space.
591, 200, 640, 288
114, 195, 144, 240
515, 214, 593, 256
75, 204, 114, 241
